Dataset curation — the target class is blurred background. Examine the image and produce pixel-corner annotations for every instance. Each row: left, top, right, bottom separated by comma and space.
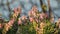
0, 0, 60, 22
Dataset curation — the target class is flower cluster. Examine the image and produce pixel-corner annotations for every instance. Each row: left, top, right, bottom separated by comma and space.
16, 6, 49, 34
0, 6, 60, 34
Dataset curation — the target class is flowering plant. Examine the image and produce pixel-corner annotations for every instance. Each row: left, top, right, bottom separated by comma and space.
0, 6, 60, 34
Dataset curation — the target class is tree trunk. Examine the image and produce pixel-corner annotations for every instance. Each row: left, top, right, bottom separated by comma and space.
40, 0, 46, 13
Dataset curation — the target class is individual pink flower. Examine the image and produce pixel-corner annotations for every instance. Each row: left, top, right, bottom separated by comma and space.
17, 6, 21, 12
59, 24, 60, 29
50, 17, 54, 23
29, 17, 34, 22
21, 15, 27, 20
0, 23, 2, 29
32, 6, 38, 12
6, 19, 15, 31
58, 18, 60, 22
13, 8, 19, 18
14, 8, 17, 13
29, 10, 36, 17
14, 6, 21, 13
5, 24, 10, 31
28, 11, 32, 16
41, 12, 45, 16
35, 19, 38, 23
31, 9, 35, 14
18, 18, 22, 25
31, 11, 36, 17
39, 14, 44, 20
8, 19, 15, 26
28, 6, 38, 17
13, 6, 21, 17
44, 13, 48, 18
